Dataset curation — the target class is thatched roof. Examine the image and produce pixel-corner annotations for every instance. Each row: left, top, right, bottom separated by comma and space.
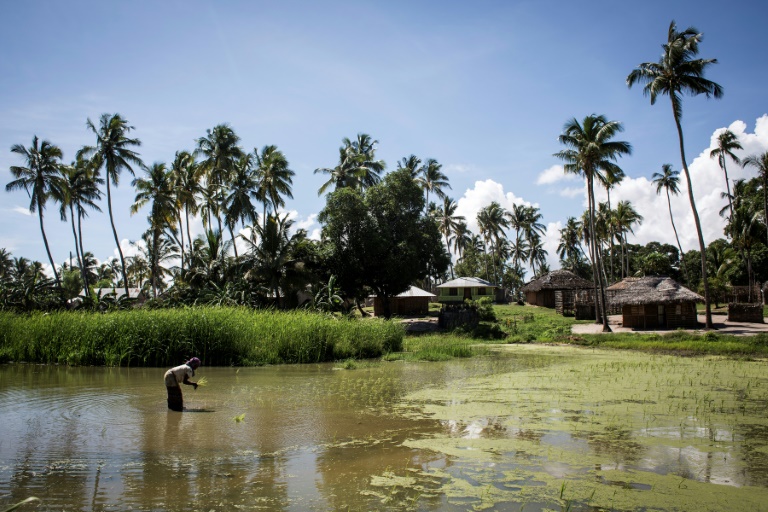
608, 276, 703, 306
606, 277, 641, 291
437, 277, 494, 288
521, 270, 592, 293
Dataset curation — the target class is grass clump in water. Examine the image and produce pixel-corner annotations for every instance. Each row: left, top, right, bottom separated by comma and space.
384, 334, 489, 362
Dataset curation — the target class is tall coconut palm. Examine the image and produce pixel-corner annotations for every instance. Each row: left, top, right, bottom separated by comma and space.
241, 213, 298, 304
254, 145, 294, 231
555, 114, 631, 331
528, 233, 548, 278
196, 124, 243, 232
343, 133, 385, 190
627, 20, 722, 329
58, 155, 103, 295
601, 169, 625, 281
435, 197, 465, 278
612, 200, 643, 278
709, 129, 742, 220
477, 202, 509, 285
652, 164, 689, 284
6, 136, 64, 286
557, 216, 584, 270
396, 155, 423, 178
224, 153, 258, 259
131, 162, 176, 297
82, 113, 144, 297
451, 221, 473, 263
417, 159, 451, 213
169, 150, 201, 270
741, 151, 768, 247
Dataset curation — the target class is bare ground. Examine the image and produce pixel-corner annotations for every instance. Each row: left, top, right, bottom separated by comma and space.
571, 314, 768, 336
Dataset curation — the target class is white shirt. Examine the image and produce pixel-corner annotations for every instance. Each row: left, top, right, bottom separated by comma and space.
164, 364, 194, 387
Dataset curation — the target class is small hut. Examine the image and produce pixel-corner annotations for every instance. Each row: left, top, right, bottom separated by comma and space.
436, 277, 496, 303
373, 285, 435, 316
608, 276, 703, 329
521, 270, 593, 314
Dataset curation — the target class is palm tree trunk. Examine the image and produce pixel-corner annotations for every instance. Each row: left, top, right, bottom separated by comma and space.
37, 194, 60, 287
672, 100, 713, 329
588, 177, 611, 332
445, 233, 455, 279
177, 209, 185, 272
185, 205, 193, 268
77, 213, 90, 295
229, 225, 239, 259
69, 203, 88, 297
666, 190, 689, 286
106, 180, 130, 296
722, 158, 734, 221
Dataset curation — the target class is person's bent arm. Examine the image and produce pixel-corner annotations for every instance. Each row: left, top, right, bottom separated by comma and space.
183, 374, 198, 389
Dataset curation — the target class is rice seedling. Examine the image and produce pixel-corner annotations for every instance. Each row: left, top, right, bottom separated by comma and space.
232, 413, 245, 423
196, 376, 208, 387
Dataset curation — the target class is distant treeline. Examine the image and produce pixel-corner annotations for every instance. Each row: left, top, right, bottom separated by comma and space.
0, 307, 404, 366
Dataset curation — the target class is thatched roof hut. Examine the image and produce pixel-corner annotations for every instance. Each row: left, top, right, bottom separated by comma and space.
608, 276, 703, 329
521, 270, 593, 310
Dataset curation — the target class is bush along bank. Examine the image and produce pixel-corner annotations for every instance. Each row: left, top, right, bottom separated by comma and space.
0, 307, 404, 366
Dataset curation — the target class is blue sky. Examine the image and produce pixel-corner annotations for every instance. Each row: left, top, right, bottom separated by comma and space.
2, 0, 767, 278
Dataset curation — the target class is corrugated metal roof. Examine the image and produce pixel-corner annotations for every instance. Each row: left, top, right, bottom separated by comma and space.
436, 277, 495, 288
396, 285, 436, 298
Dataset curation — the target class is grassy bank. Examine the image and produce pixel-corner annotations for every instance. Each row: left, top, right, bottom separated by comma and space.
0, 307, 404, 366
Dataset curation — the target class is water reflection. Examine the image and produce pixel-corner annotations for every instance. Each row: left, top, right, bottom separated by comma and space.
3, 349, 768, 510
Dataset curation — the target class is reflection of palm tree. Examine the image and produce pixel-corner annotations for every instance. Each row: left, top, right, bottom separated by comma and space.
6, 136, 64, 286
741, 151, 768, 247
555, 114, 631, 331
627, 20, 722, 329
709, 129, 742, 220
652, 164, 689, 285
83, 114, 144, 296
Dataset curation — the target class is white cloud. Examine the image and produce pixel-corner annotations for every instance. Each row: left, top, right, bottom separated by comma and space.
12, 206, 33, 216
444, 163, 475, 175
559, 186, 584, 198
536, 164, 578, 185
455, 179, 533, 236
594, 115, 768, 253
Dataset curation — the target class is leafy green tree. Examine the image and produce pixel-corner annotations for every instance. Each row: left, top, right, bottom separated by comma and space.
6, 136, 65, 287
627, 20, 723, 329
319, 168, 449, 318
83, 113, 145, 297
710, 129, 742, 220
555, 114, 631, 331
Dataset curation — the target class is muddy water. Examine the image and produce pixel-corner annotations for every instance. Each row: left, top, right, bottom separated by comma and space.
2, 346, 768, 511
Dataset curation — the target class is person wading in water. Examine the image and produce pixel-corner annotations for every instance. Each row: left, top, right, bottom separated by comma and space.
164, 357, 200, 411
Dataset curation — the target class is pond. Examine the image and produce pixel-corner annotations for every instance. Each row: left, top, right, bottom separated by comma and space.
2, 345, 768, 511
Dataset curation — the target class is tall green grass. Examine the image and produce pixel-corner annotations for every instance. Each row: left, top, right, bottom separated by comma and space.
0, 307, 404, 366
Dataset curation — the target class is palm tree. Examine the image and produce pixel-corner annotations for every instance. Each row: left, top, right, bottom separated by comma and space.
254, 145, 294, 230
477, 202, 509, 285
6, 136, 64, 286
435, 197, 465, 278
709, 129, 742, 220
223, 153, 258, 259
241, 213, 299, 304
555, 114, 631, 331
131, 162, 176, 297
396, 155, 423, 178
58, 155, 102, 295
169, 150, 201, 270
557, 216, 584, 270
315, 134, 384, 195
417, 159, 451, 213
451, 221, 473, 263
741, 151, 768, 247
627, 20, 723, 329
726, 180, 762, 301
612, 200, 643, 278
652, 164, 689, 284
82, 113, 144, 297
196, 124, 243, 232
528, 233, 548, 277
602, 169, 625, 281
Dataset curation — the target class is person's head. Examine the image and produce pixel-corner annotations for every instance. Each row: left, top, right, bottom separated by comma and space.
186, 357, 201, 369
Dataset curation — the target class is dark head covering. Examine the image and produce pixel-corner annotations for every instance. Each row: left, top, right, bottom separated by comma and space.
186, 357, 201, 369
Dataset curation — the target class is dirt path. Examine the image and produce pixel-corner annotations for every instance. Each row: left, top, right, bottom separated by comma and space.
572, 314, 768, 336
